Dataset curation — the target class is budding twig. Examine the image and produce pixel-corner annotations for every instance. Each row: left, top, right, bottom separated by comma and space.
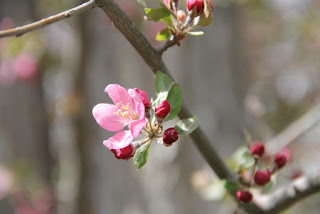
0, 0, 96, 38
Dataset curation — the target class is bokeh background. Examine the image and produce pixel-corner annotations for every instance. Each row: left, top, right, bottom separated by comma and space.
1, 0, 320, 213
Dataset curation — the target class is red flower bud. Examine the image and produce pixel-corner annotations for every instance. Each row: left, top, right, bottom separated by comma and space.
163, 127, 179, 145
187, 0, 213, 16
110, 144, 135, 160
254, 170, 271, 186
250, 142, 265, 157
134, 88, 151, 108
274, 154, 287, 168
155, 100, 171, 119
236, 191, 253, 203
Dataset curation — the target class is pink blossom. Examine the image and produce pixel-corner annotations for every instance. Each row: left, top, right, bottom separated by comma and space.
0, 165, 13, 199
92, 84, 146, 150
13, 53, 38, 81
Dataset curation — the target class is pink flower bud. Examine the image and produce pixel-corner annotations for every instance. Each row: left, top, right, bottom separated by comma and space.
110, 144, 135, 160
134, 88, 151, 108
155, 100, 171, 119
186, 0, 213, 16
236, 191, 253, 203
274, 154, 287, 168
163, 127, 179, 145
250, 142, 265, 157
177, 10, 186, 22
254, 170, 271, 186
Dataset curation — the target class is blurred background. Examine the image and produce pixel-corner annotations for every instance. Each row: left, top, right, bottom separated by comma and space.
1, 0, 320, 213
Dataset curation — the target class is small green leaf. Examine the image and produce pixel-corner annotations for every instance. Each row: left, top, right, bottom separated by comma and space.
156, 27, 171, 41
166, 84, 182, 121
227, 146, 254, 172
153, 71, 173, 108
155, 71, 173, 94
198, 0, 213, 26
174, 116, 199, 136
187, 31, 204, 36
144, 8, 173, 27
222, 180, 239, 192
133, 143, 150, 169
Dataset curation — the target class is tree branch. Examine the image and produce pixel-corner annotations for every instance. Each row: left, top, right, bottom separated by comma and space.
256, 170, 320, 213
266, 103, 320, 155
0, 0, 96, 38
96, 0, 265, 213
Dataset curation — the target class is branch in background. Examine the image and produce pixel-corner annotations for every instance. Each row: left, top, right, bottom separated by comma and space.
256, 170, 320, 213
266, 103, 320, 154
0, 0, 96, 38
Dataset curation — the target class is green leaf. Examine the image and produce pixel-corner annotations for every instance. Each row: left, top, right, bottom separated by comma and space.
165, 84, 182, 121
187, 31, 204, 36
174, 116, 199, 136
133, 143, 150, 169
155, 71, 173, 94
153, 71, 173, 108
156, 27, 171, 41
144, 8, 173, 27
227, 146, 254, 172
198, 0, 213, 26
222, 180, 239, 192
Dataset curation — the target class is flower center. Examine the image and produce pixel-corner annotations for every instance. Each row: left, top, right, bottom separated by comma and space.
114, 102, 138, 122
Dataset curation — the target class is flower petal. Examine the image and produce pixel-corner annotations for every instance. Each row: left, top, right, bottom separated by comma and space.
92, 103, 125, 132
103, 130, 133, 150
128, 88, 145, 119
105, 84, 134, 109
129, 117, 146, 138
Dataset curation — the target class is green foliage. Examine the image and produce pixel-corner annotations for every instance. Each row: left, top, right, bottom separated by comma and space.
227, 146, 255, 172
198, 0, 213, 26
187, 31, 204, 36
144, 8, 173, 27
166, 84, 182, 121
156, 27, 171, 41
153, 71, 182, 121
133, 143, 150, 169
174, 116, 199, 136
222, 180, 239, 192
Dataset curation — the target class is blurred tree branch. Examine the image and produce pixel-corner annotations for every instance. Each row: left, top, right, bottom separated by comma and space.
267, 103, 320, 155
0, 0, 95, 38
256, 170, 320, 213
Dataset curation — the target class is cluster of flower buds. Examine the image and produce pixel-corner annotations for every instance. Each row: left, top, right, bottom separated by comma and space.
160, 0, 214, 42
236, 141, 288, 203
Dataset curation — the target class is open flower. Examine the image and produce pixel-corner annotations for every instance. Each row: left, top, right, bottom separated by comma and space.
92, 84, 146, 151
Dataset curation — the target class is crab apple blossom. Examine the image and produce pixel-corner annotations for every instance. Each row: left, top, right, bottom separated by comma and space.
186, 0, 213, 16
177, 10, 186, 22
155, 100, 171, 119
250, 142, 265, 157
163, 127, 179, 145
254, 170, 271, 186
110, 144, 135, 160
236, 191, 253, 203
92, 84, 146, 153
274, 154, 287, 168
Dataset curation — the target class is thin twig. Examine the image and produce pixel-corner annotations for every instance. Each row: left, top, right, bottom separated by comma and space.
158, 36, 180, 55
0, 0, 96, 38
266, 103, 320, 154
